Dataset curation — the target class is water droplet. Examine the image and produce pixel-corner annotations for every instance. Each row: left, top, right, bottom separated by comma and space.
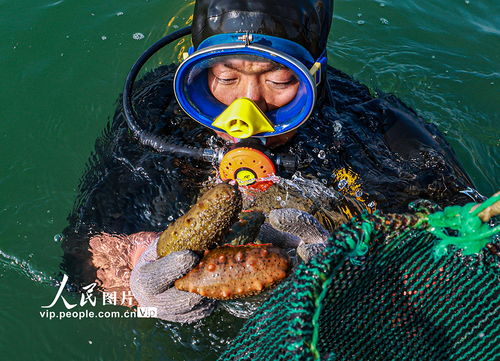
116, 11, 124, 16
465, 0, 470, 4
380, 3, 386, 7
101, 35, 107, 40
88, 340, 93, 344
280, 201, 286, 207
338, 179, 348, 189
53, 234, 63, 242
321, 179, 327, 185
312, 148, 319, 153
318, 150, 326, 159
167, 215, 174, 222
357, 20, 365, 25
333, 121, 342, 134
478, 332, 485, 338
132, 32, 145, 40
355, 190, 363, 197
357, 13, 363, 17
276, 196, 282, 202
380, 18, 389, 25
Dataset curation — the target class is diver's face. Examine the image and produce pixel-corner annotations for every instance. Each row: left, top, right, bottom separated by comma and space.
208, 59, 299, 112
208, 58, 299, 147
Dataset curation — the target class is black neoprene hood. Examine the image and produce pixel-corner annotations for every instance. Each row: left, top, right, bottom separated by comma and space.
191, 0, 334, 59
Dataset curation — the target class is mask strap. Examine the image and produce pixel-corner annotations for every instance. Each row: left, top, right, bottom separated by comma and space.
309, 51, 328, 85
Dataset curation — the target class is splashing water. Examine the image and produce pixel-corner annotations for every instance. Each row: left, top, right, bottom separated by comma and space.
277, 172, 342, 203
0, 249, 59, 286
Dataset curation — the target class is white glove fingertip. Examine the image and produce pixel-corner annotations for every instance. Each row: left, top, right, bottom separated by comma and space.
297, 241, 327, 264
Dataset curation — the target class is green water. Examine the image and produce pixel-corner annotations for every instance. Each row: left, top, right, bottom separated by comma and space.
0, 0, 498, 360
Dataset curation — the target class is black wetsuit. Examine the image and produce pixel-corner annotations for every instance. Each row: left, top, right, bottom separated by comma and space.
61, 64, 477, 285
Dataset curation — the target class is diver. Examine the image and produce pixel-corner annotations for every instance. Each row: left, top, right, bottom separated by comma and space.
61, 0, 484, 323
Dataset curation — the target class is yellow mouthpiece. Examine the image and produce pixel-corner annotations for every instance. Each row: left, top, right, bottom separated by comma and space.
211, 98, 275, 138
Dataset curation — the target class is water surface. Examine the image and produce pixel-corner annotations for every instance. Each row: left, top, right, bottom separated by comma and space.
0, 0, 498, 359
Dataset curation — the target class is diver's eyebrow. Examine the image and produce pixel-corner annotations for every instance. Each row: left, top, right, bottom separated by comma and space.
222, 62, 284, 74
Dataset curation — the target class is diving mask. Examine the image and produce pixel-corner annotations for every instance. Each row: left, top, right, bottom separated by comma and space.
122, 26, 300, 191
174, 33, 327, 139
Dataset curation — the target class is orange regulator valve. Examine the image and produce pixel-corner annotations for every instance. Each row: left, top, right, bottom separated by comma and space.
218, 147, 276, 190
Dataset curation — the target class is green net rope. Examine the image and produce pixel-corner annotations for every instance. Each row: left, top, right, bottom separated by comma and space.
219, 197, 500, 361
425, 194, 500, 256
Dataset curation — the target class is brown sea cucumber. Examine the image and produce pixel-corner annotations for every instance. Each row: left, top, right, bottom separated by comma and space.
224, 211, 265, 245
174, 244, 291, 300
157, 183, 242, 257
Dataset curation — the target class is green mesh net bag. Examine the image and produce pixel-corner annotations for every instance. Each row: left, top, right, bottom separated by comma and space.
219, 196, 500, 361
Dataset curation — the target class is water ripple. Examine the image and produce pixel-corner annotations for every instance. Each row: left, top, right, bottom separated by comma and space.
0, 249, 58, 286
41, 0, 64, 8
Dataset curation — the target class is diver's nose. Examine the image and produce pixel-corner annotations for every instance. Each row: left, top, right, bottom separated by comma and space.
243, 78, 267, 111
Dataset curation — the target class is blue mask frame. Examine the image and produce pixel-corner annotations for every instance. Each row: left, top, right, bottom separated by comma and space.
174, 33, 327, 137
